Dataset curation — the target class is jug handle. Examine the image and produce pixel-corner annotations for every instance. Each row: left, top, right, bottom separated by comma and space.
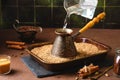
13, 19, 20, 31
72, 12, 106, 38
37, 26, 43, 33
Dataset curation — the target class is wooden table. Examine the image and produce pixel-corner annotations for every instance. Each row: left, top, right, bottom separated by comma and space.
0, 28, 120, 80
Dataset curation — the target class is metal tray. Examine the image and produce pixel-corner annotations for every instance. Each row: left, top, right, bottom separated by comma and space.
26, 37, 111, 72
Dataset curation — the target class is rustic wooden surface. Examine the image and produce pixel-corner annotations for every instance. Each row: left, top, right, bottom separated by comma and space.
0, 28, 120, 80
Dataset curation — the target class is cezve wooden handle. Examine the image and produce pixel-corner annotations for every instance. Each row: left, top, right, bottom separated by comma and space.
79, 12, 106, 33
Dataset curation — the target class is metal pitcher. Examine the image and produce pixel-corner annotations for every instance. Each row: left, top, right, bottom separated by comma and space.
51, 28, 77, 58
51, 12, 106, 58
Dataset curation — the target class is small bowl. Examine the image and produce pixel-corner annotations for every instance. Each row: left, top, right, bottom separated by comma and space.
14, 26, 42, 43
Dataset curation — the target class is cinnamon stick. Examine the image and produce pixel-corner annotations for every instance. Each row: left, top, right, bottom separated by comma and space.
6, 41, 25, 46
77, 64, 99, 79
7, 45, 24, 50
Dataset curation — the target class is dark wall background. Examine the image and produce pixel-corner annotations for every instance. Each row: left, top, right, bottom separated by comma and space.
0, 0, 120, 29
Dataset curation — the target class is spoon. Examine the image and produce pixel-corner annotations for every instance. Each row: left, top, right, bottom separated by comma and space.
89, 66, 113, 80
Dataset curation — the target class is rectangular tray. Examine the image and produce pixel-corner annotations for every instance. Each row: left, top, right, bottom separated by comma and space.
26, 37, 111, 72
